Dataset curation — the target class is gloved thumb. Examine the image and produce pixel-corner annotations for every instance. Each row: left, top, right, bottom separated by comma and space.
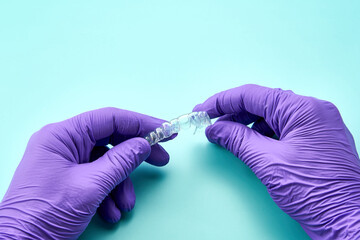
89, 137, 151, 193
206, 120, 278, 177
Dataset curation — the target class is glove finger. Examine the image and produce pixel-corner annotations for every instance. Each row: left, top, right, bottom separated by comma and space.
159, 133, 177, 143
89, 138, 150, 193
216, 111, 259, 125
108, 131, 177, 147
217, 113, 276, 138
91, 137, 170, 167
64, 107, 174, 147
145, 144, 170, 167
97, 195, 121, 223
251, 118, 275, 138
193, 84, 296, 137
205, 120, 278, 175
111, 177, 136, 212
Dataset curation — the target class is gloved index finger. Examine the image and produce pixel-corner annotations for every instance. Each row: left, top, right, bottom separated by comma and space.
193, 84, 278, 119
193, 84, 297, 138
67, 107, 168, 146
195, 84, 295, 120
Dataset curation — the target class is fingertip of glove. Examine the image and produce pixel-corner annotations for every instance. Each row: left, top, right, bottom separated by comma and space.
106, 212, 121, 224
160, 133, 178, 142
119, 201, 136, 212
98, 197, 122, 223
168, 133, 178, 140
115, 192, 136, 212
193, 104, 202, 112
205, 124, 217, 144
146, 144, 170, 167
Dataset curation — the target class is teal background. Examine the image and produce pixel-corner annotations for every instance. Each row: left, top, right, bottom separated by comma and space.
0, 1, 359, 239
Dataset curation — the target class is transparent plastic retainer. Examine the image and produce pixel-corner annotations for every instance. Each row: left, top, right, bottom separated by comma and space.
144, 111, 212, 146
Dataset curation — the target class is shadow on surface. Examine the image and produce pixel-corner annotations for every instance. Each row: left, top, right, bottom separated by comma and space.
79, 166, 166, 239
188, 143, 310, 240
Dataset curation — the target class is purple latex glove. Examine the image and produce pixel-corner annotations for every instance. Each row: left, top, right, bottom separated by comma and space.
194, 84, 360, 239
0, 108, 174, 239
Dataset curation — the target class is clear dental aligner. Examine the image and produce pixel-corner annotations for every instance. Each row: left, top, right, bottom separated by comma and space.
145, 111, 212, 146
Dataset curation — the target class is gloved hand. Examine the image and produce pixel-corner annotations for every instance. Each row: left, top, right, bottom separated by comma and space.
194, 84, 360, 239
0, 107, 174, 239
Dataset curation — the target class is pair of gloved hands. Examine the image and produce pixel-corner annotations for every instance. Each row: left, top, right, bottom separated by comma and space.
0, 84, 359, 239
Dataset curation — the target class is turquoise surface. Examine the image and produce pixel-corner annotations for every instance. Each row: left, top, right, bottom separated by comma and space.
1, 1, 359, 239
